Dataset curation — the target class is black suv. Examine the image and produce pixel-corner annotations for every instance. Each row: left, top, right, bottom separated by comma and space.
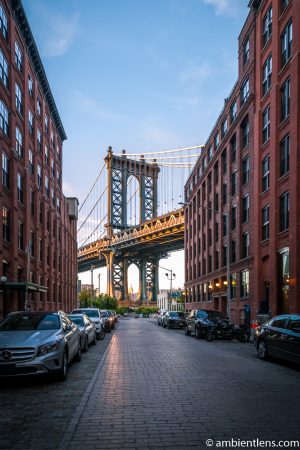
185, 309, 227, 339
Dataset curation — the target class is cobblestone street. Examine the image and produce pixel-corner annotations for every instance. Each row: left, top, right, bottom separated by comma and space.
1, 318, 300, 450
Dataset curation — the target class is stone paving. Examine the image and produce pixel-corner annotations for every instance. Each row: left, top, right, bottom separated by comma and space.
1, 318, 300, 450
0, 330, 113, 450
59, 318, 300, 450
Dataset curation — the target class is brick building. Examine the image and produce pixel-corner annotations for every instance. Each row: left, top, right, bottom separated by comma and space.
0, 0, 78, 317
184, 0, 299, 323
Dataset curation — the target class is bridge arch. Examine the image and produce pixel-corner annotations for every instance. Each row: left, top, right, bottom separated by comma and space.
127, 175, 140, 227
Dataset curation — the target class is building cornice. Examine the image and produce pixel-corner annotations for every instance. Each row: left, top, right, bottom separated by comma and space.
10, 0, 67, 141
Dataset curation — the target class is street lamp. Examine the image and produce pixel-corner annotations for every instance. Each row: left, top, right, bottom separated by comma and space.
165, 269, 176, 311
179, 201, 231, 322
98, 273, 101, 296
90, 265, 95, 303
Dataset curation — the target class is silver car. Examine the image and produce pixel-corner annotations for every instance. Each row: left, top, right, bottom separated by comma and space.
0, 311, 82, 381
68, 313, 97, 351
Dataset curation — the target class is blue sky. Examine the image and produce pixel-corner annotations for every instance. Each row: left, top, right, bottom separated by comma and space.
23, 0, 249, 292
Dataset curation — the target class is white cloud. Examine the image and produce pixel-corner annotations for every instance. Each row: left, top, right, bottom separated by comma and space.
202, 0, 245, 17
73, 90, 122, 120
43, 12, 79, 57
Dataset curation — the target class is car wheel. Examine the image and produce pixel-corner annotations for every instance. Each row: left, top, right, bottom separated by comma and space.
195, 327, 200, 339
91, 332, 97, 345
99, 328, 105, 340
74, 341, 82, 362
206, 331, 215, 342
238, 331, 248, 343
56, 350, 68, 381
83, 336, 89, 353
185, 326, 191, 336
258, 339, 268, 360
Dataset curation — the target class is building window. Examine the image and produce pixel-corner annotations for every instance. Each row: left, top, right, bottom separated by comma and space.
222, 215, 227, 237
39, 238, 43, 262
28, 149, 34, 175
37, 98, 41, 116
242, 195, 249, 223
208, 172, 212, 193
230, 272, 237, 298
215, 250, 219, 270
0, 48, 8, 87
262, 6, 272, 46
222, 183, 227, 206
241, 116, 249, 148
45, 145, 49, 166
0, 3, 8, 39
39, 202, 43, 225
28, 74, 33, 97
221, 118, 228, 138
280, 78, 290, 122
15, 42, 23, 71
242, 232, 249, 258
16, 127, 23, 158
241, 78, 249, 105
29, 231, 35, 257
45, 176, 49, 197
223, 245, 227, 267
28, 110, 33, 135
2, 207, 10, 242
243, 37, 249, 65
242, 156, 249, 185
15, 83, 23, 115
262, 54, 272, 96
262, 155, 270, 192
230, 100, 237, 123
280, 135, 290, 177
2, 152, 9, 188
214, 133, 220, 151
37, 164, 42, 187
51, 188, 55, 206
56, 198, 60, 214
208, 145, 213, 162
231, 205, 237, 230
221, 150, 227, 174
262, 205, 269, 240
30, 189, 34, 216
0, 99, 8, 135
45, 115, 49, 134
281, 0, 289, 12
240, 270, 250, 298
214, 162, 219, 184
51, 131, 55, 148
279, 192, 289, 232
262, 106, 270, 144
37, 128, 42, 152
281, 21, 292, 67
51, 159, 55, 177
214, 222, 219, 242
17, 172, 23, 204
18, 221, 24, 251
230, 134, 236, 162
231, 171, 237, 196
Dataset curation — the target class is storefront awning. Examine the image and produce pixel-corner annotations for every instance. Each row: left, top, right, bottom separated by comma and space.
3, 281, 48, 293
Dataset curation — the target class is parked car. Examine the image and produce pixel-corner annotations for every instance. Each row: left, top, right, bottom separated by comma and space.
157, 310, 167, 326
185, 309, 228, 339
68, 314, 97, 351
111, 310, 118, 324
0, 311, 81, 380
162, 311, 186, 329
100, 310, 114, 332
71, 308, 105, 340
254, 314, 300, 364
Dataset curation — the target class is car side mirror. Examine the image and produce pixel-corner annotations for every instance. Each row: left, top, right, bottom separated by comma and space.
65, 325, 72, 332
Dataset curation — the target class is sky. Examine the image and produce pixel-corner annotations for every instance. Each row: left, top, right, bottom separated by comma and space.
23, 0, 249, 293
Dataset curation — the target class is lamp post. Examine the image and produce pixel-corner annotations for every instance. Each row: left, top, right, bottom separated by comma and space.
90, 265, 95, 304
179, 201, 231, 322
152, 263, 176, 311
98, 273, 101, 296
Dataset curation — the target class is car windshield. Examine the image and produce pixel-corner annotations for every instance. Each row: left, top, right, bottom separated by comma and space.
101, 311, 109, 318
0, 313, 60, 331
69, 316, 84, 326
73, 309, 99, 318
196, 311, 208, 319
169, 312, 180, 317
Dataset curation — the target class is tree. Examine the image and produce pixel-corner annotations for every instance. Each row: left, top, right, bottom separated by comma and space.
78, 288, 91, 307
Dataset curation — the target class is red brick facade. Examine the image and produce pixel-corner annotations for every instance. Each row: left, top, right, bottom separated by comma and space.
0, 0, 78, 317
184, 0, 300, 323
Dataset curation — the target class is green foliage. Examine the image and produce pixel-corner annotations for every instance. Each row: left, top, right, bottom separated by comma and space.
116, 306, 128, 315
135, 306, 158, 317
78, 292, 117, 310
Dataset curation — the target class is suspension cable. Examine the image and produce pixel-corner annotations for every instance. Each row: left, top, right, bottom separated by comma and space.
78, 186, 108, 232
78, 164, 105, 212
79, 214, 107, 248
115, 145, 204, 157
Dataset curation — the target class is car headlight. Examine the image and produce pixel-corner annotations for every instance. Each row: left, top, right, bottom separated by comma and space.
37, 341, 60, 356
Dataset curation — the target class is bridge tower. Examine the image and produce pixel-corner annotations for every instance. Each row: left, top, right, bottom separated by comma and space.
103, 147, 160, 302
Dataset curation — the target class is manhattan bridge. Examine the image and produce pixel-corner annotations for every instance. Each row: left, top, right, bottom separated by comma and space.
77, 145, 203, 302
